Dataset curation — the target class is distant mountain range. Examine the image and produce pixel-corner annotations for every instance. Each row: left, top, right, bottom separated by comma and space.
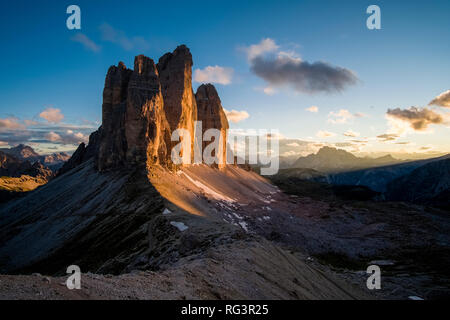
281, 147, 450, 209
291, 146, 401, 173
385, 158, 450, 209
0, 144, 70, 171
327, 153, 450, 191
0, 145, 70, 201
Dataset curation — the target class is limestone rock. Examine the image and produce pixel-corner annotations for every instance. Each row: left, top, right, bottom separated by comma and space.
97, 62, 132, 171
195, 84, 229, 166
157, 45, 198, 160
125, 55, 171, 166
91, 46, 229, 172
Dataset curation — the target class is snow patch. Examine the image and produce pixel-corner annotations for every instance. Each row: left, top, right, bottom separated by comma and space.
238, 221, 249, 232
179, 171, 235, 202
162, 208, 172, 215
170, 221, 189, 232
231, 212, 243, 220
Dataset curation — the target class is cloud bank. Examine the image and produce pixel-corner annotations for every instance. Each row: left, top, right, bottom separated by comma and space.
386, 107, 445, 131
0, 118, 25, 131
246, 39, 358, 94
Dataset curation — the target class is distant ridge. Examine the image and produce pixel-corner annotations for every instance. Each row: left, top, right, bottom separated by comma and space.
327, 153, 450, 192
0, 144, 70, 170
291, 146, 401, 173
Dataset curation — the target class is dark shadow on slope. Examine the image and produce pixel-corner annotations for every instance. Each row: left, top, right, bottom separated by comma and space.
0, 160, 251, 276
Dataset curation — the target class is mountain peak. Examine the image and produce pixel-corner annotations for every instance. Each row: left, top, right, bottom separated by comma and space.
95, 46, 227, 172
292, 146, 401, 173
5, 144, 40, 159
316, 146, 356, 158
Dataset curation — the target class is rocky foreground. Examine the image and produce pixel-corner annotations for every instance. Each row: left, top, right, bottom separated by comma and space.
0, 240, 371, 300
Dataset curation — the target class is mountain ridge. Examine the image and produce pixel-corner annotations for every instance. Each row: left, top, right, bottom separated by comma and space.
0, 144, 70, 170
292, 146, 401, 173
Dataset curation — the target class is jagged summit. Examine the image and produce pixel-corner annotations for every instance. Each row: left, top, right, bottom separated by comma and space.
0, 144, 40, 162
93, 46, 227, 172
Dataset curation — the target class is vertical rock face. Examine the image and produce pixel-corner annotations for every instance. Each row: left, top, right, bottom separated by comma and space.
157, 45, 198, 159
97, 62, 132, 170
97, 58, 171, 171
125, 55, 171, 166
94, 45, 227, 172
195, 84, 229, 166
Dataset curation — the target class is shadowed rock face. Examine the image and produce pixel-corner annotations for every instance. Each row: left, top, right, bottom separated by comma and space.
97, 62, 133, 170
58, 128, 102, 176
196, 84, 229, 167
97, 57, 172, 171
96, 45, 227, 172
125, 55, 171, 166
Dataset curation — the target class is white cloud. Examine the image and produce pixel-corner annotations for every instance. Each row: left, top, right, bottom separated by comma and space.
74, 132, 85, 139
316, 130, 336, 138
429, 89, 450, 108
45, 130, 88, 144
263, 87, 276, 95
45, 131, 62, 142
39, 108, 64, 124
286, 142, 300, 147
277, 50, 302, 63
328, 109, 354, 124
99, 23, 149, 51
71, 33, 101, 52
224, 109, 250, 123
194, 66, 233, 85
306, 106, 319, 113
245, 38, 279, 60
0, 118, 25, 131
343, 129, 360, 137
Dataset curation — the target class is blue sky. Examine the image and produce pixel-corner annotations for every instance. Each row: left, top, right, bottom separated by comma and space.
1, 0, 449, 158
